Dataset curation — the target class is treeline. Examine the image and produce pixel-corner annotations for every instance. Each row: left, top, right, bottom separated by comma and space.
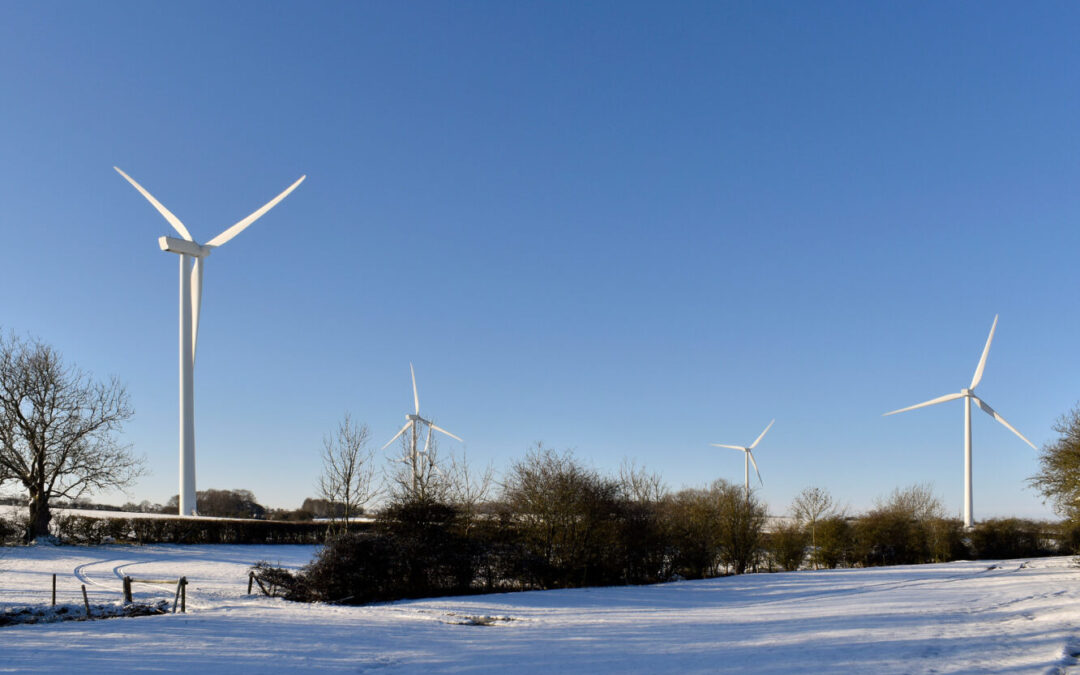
0, 511, 330, 546
256, 447, 769, 604
0, 491, 352, 522
45, 513, 329, 545
766, 484, 1079, 571
252, 452, 1080, 606
0, 490, 364, 545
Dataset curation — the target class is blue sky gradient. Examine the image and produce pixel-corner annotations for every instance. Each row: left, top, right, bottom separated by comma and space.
1, 2, 1078, 517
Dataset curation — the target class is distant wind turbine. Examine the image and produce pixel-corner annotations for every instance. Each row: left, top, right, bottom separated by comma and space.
712, 420, 774, 499
115, 167, 306, 516
382, 363, 463, 495
883, 315, 1036, 528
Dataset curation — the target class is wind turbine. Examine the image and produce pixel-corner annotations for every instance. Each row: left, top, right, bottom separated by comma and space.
712, 420, 774, 499
883, 315, 1036, 528
381, 363, 463, 495
115, 167, 305, 516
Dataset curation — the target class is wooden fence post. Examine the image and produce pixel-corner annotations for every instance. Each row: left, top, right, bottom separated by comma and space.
51, 574, 56, 607
122, 576, 132, 604
248, 571, 254, 595
81, 585, 91, 617
180, 577, 187, 613
172, 578, 182, 613
253, 574, 269, 597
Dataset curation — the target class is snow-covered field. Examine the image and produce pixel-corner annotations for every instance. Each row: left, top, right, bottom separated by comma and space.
3, 544, 1080, 673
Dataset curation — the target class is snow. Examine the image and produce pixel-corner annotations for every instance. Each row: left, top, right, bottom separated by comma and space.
2, 544, 1080, 673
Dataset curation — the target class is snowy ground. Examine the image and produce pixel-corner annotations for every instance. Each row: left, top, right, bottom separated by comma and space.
2, 545, 1080, 673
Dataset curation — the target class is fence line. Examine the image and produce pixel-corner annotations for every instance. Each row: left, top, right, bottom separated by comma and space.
122, 575, 187, 613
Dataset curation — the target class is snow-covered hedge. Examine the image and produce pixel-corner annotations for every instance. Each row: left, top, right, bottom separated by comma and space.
51, 513, 335, 545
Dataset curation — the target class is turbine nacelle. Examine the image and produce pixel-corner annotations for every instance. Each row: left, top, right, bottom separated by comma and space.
711, 419, 773, 494
382, 364, 464, 454
159, 236, 212, 258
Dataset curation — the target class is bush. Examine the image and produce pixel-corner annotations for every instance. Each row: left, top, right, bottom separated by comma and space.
852, 484, 948, 567
970, 519, 1049, 559
713, 482, 767, 574
502, 447, 629, 588
926, 518, 967, 562
662, 488, 722, 579
769, 522, 808, 571
615, 499, 671, 584
852, 509, 928, 566
814, 516, 853, 569
296, 498, 476, 604
1052, 520, 1080, 555
250, 561, 310, 600
0, 514, 19, 545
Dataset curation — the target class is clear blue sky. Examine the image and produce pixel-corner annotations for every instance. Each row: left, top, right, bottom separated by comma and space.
2, 2, 1078, 518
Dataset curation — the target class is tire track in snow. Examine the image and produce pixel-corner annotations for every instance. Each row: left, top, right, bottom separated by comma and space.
71, 549, 273, 604
74, 555, 183, 599
727, 561, 1028, 610
72, 559, 124, 590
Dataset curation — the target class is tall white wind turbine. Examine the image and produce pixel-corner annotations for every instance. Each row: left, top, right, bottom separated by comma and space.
115, 167, 305, 516
884, 315, 1036, 528
381, 363, 463, 495
712, 420, 774, 499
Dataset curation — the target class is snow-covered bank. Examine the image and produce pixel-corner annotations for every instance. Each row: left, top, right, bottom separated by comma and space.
2, 545, 1080, 673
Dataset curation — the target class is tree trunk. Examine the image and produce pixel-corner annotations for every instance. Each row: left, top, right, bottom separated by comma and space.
26, 489, 52, 543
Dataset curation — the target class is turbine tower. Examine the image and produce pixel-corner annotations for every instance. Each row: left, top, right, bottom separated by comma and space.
382, 363, 462, 496
712, 419, 774, 499
884, 315, 1036, 528
115, 167, 305, 516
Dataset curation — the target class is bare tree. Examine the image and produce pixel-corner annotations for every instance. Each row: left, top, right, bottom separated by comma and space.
875, 482, 944, 521
388, 426, 450, 503
618, 458, 668, 504
318, 414, 379, 532
791, 486, 836, 569
0, 333, 142, 542
447, 448, 494, 534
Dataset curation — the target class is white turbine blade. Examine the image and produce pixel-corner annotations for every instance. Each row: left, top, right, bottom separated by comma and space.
381, 421, 412, 450
970, 314, 999, 390
423, 424, 433, 454
430, 423, 463, 443
410, 363, 420, 414
749, 419, 775, 449
883, 392, 964, 416
971, 395, 1037, 449
191, 257, 204, 362
205, 175, 306, 248
114, 167, 193, 241
711, 443, 748, 452
747, 450, 763, 485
